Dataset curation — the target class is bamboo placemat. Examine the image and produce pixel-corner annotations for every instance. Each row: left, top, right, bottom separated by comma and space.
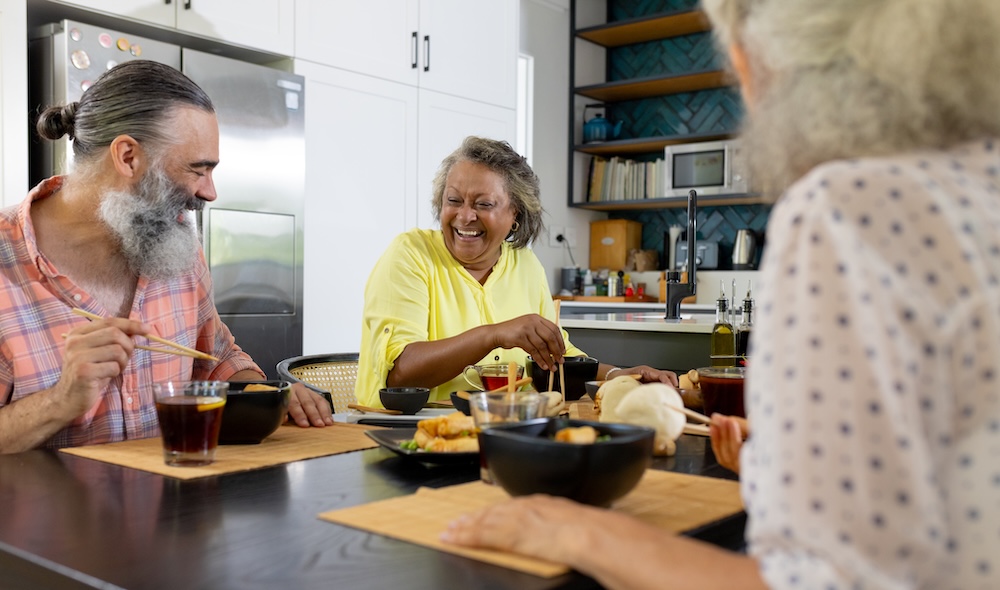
319, 469, 743, 578
60, 423, 380, 480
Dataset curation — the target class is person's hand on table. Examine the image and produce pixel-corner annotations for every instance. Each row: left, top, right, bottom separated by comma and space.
709, 414, 748, 473
609, 365, 678, 388
287, 382, 334, 427
58, 317, 148, 417
492, 314, 565, 371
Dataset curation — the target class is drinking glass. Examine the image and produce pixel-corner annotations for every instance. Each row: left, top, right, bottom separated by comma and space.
153, 381, 228, 467
695, 366, 746, 418
462, 363, 524, 392
469, 391, 546, 483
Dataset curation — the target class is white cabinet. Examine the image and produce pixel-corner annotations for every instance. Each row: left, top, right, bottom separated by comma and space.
296, 0, 517, 109
415, 90, 518, 228
52, 0, 293, 55
1, 0, 28, 206
293, 60, 419, 354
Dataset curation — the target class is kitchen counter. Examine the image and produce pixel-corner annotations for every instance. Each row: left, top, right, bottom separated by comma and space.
561, 311, 715, 334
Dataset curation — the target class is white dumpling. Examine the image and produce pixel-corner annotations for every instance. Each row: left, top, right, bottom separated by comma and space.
613, 383, 686, 455
596, 376, 643, 422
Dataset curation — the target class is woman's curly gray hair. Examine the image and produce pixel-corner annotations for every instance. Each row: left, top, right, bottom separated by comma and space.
702, 0, 1000, 198
431, 136, 543, 249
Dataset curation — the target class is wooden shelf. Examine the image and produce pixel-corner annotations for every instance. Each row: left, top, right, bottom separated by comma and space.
571, 193, 767, 211
575, 70, 733, 103
576, 9, 711, 47
575, 131, 735, 156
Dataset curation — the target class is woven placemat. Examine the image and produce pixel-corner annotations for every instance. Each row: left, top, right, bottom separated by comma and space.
319, 469, 742, 578
60, 423, 380, 480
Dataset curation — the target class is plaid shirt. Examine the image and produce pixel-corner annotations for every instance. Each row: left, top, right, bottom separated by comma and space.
0, 177, 263, 448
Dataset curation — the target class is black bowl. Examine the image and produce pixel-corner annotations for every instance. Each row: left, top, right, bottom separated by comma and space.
526, 356, 599, 401
220, 381, 291, 444
379, 387, 430, 415
479, 418, 654, 507
450, 391, 472, 415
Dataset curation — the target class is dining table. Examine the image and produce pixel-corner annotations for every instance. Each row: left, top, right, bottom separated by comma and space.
0, 417, 743, 590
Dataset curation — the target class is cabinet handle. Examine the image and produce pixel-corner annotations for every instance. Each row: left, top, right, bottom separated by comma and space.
411, 32, 418, 69
164, 0, 171, 4
184, 0, 191, 8
423, 35, 430, 72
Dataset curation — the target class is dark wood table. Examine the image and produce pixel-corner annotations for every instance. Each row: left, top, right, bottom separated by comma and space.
0, 431, 742, 590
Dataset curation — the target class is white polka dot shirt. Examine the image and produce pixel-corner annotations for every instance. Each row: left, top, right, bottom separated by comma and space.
743, 139, 1000, 589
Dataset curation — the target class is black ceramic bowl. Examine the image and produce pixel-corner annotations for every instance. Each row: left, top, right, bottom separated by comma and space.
379, 387, 430, 415
526, 356, 599, 401
479, 418, 654, 507
450, 391, 472, 416
220, 380, 291, 444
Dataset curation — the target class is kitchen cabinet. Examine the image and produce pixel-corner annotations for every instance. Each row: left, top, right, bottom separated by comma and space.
1, 0, 28, 206
293, 61, 418, 354
294, 60, 517, 353
295, 0, 518, 109
569, 0, 755, 211
51, 0, 293, 55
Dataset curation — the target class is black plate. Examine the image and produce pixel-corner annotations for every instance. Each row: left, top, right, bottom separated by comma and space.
365, 428, 479, 465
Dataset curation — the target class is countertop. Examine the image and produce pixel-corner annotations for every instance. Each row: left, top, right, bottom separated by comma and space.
560, 301, 717, 334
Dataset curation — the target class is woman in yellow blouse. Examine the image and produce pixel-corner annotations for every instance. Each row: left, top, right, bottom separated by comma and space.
355, 137, 677, 406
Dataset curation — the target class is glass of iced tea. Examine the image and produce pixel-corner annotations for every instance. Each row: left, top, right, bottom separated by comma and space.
696, 366, 746, 418
462, 363, 524, 392
153, 381, 229, 467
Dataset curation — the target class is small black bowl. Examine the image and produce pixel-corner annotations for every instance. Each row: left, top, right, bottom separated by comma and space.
379, 387, 430, 415
479, 418, 654, 507
220, 381, 291, 444
450, 391, 472, 416
526, 356, 599, 401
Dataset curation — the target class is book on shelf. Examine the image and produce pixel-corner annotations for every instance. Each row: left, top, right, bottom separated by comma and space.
586, 155, 666, 202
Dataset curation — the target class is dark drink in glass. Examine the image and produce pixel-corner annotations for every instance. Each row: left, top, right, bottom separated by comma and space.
696, 366, 746, 418
153, 381, 228, 467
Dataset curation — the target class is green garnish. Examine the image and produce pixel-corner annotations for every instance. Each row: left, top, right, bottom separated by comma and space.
596, 434, 612, 442
399, 439, 419, 451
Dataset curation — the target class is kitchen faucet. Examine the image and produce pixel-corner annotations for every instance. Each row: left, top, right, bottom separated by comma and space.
664, 190, 698, 320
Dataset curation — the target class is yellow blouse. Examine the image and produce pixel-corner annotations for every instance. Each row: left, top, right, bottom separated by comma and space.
355, 229, 585, 406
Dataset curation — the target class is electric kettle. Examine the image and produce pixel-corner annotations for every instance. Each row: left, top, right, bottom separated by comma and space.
732, 229, 758, 270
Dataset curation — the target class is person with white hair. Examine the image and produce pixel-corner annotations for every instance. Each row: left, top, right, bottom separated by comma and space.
443, 1, 1000, 588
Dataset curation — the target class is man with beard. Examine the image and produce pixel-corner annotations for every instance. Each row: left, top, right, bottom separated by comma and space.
0, 60, 332, 453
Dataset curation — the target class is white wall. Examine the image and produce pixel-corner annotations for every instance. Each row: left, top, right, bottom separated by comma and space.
0, 0, 28, 206
520, 0, 604, 294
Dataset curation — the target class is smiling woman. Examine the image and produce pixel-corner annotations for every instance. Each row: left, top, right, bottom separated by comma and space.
354, 137, 677, 408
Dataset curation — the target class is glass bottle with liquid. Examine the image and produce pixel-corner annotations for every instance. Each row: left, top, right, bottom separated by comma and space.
736, 283, 754, 365
710, 282, 736, 367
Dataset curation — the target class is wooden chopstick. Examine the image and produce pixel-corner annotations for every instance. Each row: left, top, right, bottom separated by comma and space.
70, 308, 220, 362
61, 333, 206, 359
665, 403, 712, 425
553, 299, 565, 402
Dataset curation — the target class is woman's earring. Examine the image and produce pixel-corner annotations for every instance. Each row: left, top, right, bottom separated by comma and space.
510, 221, 520, 233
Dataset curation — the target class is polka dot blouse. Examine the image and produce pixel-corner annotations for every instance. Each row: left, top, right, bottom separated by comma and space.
742, 139, 1000, 589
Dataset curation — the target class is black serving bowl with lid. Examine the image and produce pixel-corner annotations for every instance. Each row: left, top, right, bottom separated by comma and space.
478, 417, 654, 507
525, 356, 599, 401
220, 380, 291, 444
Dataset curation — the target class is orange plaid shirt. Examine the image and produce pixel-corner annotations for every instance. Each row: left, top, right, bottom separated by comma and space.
0, 177, 263, 448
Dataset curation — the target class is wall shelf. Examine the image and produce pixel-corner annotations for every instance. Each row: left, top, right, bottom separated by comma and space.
575, 70, 732, 103
571, 193, 767, 211
575, 131, 734, 156
576, 9, 711, 48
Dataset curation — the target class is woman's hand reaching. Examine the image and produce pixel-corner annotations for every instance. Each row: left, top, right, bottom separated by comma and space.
492, 314, 565, 371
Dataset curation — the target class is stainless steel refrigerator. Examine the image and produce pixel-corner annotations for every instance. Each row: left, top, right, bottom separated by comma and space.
29, 19, 304, 379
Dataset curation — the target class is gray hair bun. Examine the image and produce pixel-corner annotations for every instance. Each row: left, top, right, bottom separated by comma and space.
36, 103, 79, 140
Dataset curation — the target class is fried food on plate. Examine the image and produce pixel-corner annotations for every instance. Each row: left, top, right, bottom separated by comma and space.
412, 411, 479, 452
554, 425, 598, 444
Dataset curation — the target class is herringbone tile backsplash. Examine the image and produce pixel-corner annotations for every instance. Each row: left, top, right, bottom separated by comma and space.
596, 0, 772, 267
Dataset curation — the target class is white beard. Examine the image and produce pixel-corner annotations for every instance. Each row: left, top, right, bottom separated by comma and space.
98, 166, 204, 280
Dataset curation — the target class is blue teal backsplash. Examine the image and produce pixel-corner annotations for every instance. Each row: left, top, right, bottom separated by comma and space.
601, 0, 770, 267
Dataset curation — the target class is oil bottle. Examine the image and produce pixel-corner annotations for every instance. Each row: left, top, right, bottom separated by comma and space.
736, 282, 754, 365
710, 281, 736, 367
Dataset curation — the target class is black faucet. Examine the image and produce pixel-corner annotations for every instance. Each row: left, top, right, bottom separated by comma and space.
665, 190, 698, 320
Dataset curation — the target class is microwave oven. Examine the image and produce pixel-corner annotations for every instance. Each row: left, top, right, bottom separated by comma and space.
663, 138, 748, 198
